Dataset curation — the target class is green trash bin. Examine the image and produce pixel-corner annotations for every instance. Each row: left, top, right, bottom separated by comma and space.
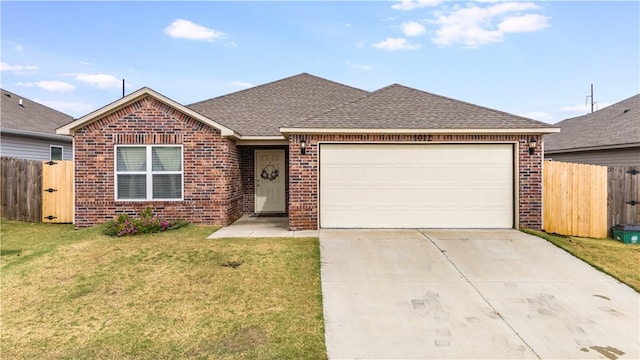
611, 225, 640, 244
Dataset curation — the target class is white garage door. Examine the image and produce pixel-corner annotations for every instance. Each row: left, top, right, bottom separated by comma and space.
320, 144, 514, 228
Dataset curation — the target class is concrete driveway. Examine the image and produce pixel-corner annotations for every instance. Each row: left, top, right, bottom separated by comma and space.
320, 229, 639, 360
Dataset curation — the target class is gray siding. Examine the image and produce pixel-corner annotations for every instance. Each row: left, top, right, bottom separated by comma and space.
545, 147, 640, 167
1, 133, 73, 161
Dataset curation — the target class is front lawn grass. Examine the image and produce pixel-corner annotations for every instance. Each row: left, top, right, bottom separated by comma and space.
523, 229, 640, 292
1, 219, 326, 359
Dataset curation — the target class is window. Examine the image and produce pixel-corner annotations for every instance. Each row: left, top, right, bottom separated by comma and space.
115, 145, 183, 200
50, 146, 63, 161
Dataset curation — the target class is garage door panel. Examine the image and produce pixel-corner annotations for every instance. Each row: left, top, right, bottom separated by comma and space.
320, 144, 514, 229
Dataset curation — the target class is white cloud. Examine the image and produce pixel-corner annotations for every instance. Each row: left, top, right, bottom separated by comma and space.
373, 37, 420, 51
498, 14, 549, 33
392, 0, 443, 11
18, 81, 75, 92
15, 45, 24, 52
164, 19, 225, 42
1, 62, 38, 73
225, 41, 238, 48
66, 73, 121, 89
37, 100, 95, 117
230, 81, 253, 88
431, 2, 549, 48
401, 21, 427, 36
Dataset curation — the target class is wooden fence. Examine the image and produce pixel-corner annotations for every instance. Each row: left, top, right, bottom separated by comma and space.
1, 157, 43, 222
608, 166, 640, 228
543, 160, 640, 238
1, 157, 73, 223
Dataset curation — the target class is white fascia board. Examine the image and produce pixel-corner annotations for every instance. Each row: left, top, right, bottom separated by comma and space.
235, 136, 288, 146
279, 127, 561, 135
56, 87, 238, 138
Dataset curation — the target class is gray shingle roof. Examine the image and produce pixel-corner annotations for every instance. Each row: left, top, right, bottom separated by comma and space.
1, 89, 74, 135
187, 73, 369, 136
545, 94, 640, 152
292, 84, 554, 130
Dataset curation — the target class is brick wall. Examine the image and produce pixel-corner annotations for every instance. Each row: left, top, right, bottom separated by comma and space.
73, 95, 243, 228
288, 134, 544, 230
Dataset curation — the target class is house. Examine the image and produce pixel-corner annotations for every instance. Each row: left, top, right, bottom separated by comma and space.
1, 89, 74, 160
544, 94, 640, 167
57, 73, 559, 230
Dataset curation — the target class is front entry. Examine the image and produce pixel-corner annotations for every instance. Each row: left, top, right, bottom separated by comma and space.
255, 150, 286, 213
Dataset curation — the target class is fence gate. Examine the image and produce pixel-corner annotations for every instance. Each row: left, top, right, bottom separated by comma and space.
608, 166, 640, 228
543, 160, 608, 238
42, 160, 73, 223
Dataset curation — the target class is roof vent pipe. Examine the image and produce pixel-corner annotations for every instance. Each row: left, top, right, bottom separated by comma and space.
19, 99, 24, 107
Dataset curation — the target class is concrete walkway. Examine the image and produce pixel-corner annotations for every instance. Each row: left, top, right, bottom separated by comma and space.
207, 214, 318, 239
321, 229, 639, 360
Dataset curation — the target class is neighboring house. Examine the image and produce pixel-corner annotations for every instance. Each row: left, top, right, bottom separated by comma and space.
544, 94, 640, 167
1, 89, 74, 161
57, 73, 559, 230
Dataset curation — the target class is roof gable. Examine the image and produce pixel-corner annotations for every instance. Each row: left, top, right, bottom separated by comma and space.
1, 89, 74, 135
286, 84, 556, 132
56, 87, 236, 137
187, 73, 369, 136
545, 94, 640, 152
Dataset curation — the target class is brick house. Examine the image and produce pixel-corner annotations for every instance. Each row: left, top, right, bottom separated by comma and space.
57, 73, 559, 230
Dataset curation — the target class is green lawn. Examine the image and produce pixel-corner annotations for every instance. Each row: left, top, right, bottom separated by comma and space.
524, 229, 640, 292
1, 219, 327, 359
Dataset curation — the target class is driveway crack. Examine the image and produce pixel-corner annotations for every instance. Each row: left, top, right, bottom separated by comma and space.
418, 230, 542, 360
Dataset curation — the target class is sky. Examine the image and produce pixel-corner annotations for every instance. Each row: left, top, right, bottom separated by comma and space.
1, 1, 638, 124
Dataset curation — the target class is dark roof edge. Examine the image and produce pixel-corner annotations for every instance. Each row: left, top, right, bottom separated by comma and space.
2, 128, 73, 142
545, 142, 640, 153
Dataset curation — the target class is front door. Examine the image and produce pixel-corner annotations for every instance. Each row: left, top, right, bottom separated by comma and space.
255, 150, 286, 213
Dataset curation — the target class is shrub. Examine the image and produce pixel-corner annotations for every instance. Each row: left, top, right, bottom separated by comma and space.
103, 208, 188, 237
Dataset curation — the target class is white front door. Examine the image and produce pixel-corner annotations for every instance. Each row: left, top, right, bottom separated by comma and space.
255, 150, 286, 213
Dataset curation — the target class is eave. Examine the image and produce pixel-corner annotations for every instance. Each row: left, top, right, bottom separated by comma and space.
56, 87, 239, 138
279, 127, 561, 136
235, 136, 288, 146
545, 142, 640, 154
2, 128, 73, 142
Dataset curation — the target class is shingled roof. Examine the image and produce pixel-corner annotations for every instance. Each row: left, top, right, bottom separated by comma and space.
289, 84, 554, 130
187, 73, 369, 136
545, 94, 640, 152
1, 89, 74, 136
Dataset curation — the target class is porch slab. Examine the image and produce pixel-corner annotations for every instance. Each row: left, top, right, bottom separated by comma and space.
207, 214, 318, 239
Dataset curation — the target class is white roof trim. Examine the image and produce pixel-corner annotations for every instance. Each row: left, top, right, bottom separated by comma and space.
237, 135, 286, 141
56, 87, 238, 138
279, 127, 561, 135
236, 139, 288, 146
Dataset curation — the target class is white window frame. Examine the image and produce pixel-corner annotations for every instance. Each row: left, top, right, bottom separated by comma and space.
114, 144, 184, 201
50, 145, 63, 161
